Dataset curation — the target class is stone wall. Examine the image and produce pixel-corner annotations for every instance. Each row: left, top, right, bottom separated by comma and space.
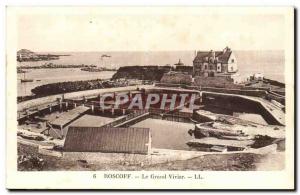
160, 72, 192, 85
18, 85, 152, 111
201, 87, 268, 98
202, 92, 284, 125
194, 76, 237, 88
175, 66, 193, 74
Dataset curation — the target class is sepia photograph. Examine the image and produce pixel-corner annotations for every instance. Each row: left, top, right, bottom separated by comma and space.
6, 6, 295, 189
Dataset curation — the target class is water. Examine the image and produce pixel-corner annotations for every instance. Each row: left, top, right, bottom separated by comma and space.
18, 69, 115, 96
17, 51, 197, 69
132, 118, 194, 150
234, 50, 285, 83
17, 50, 285, 96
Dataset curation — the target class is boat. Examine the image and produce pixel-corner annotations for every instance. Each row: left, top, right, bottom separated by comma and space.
21, 79, 34, 82
187, 137, 254, 152
187, 120, 285, 152
192, 122, 247, 139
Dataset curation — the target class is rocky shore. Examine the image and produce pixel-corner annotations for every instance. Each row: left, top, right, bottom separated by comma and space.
18, 63, 96, 70
29, 79, 131, 97
80, 67, 117, 72
17, 49, 70, 62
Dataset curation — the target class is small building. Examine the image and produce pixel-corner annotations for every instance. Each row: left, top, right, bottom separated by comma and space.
193, 47, 238, 77
63, 126, 151, 154
50, 106, 90, 131
174, 59, 184, 66
252, 73, 264, 81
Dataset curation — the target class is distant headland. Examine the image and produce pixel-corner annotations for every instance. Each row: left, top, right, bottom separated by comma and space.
17, 49, 71, 62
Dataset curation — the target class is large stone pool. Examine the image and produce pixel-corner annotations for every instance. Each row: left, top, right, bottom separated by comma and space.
132, 118, 194, 150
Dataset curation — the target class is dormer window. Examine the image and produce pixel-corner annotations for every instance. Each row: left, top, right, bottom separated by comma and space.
231, 59, 234, 63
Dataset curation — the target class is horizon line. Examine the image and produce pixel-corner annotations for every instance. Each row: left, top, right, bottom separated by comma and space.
17, 49, 285, 53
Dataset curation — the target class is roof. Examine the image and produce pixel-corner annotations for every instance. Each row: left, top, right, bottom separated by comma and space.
193, 48, 232, 63
50, 106, 90, 127
63, 126, 150, 154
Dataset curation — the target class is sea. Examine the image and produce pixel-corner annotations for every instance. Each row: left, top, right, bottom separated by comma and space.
17, 50, 285, 96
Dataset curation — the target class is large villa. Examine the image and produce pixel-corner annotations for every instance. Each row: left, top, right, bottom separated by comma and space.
193, 47, 238, 77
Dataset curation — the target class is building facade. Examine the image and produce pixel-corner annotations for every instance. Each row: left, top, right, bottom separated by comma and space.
193, 47, 238, 77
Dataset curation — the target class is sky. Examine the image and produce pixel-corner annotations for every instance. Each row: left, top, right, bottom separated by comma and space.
14, 7, 289, 52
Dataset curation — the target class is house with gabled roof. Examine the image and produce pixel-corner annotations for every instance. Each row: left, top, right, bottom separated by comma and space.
193, 47, 238, 77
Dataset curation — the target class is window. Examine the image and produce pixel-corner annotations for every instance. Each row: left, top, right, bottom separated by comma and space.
231, 59, 234, 63
204, 65, 207, 70
217, 64, 222, 72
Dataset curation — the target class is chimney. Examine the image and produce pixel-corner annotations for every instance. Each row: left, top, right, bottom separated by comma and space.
223, 46, 228, 53
211, 50, 216, 60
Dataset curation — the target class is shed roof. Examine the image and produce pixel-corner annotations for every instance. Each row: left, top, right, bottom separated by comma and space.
50, 106, 90, 127
64, 126, 150, 154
